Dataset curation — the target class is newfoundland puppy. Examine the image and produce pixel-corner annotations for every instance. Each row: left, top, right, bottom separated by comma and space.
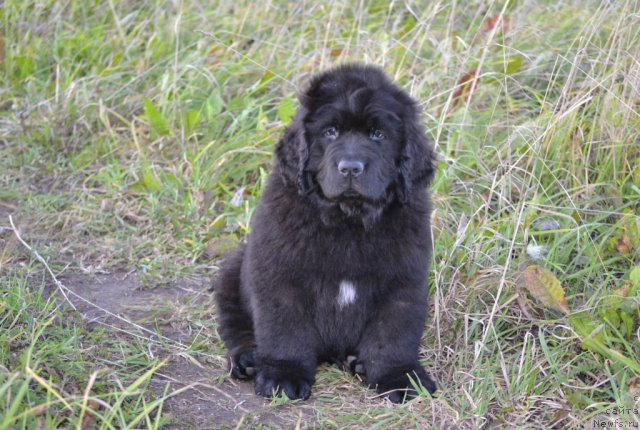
214, 63, 437, 403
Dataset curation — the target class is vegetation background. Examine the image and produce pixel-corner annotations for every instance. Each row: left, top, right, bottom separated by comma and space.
1, 0, 639, 428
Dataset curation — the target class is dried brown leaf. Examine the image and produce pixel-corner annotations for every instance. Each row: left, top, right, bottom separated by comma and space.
518, 265, 570, 315
452, 68, 480, 107
481, 14, 511, 35
616, 233, 633, 255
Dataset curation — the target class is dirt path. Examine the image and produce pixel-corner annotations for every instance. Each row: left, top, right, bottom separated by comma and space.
56, 273, 313, 429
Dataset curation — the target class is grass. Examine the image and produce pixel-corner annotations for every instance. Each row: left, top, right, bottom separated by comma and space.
0, 266, 169, 429
1, 0, 639, 428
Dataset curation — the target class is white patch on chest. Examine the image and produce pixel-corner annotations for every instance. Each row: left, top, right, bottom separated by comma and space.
337, 280, 357, 308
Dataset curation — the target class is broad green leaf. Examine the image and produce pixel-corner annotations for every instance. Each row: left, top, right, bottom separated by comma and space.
259, 70, 274, 84
505, 55, 523, 75
227, 95, 248, 111
209, 215, 226, 231
570, 314, 640, 374
144, 98, 170, 135
183, 109, 201, 134
518, 265, 570, 315
278, 97, 296, 123
205, 90, 224, 118
142, 170, 162, 192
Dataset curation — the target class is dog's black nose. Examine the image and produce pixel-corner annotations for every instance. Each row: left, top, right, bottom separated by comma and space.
338, 160, 364, 177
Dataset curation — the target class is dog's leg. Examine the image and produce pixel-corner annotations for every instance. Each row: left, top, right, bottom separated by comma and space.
356, 281, 437, 403
250, 286, 319, 401
213, 245, 257, 379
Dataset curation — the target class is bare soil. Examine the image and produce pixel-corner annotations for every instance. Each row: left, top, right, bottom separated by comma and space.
55, 272, 314, 429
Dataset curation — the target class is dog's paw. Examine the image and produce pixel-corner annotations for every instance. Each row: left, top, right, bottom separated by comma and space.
230, 347, 256, 380
373, 365, 437, 404
254, 359, 314, 400
344, 355, 366, 376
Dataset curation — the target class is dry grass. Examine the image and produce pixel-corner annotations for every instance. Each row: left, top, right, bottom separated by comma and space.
1, 0, 639, 428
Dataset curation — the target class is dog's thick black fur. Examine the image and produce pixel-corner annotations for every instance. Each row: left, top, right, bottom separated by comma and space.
214, 63, 437, 403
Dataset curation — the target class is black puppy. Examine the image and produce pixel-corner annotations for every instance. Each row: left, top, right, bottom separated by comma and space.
214, 64, 437, 403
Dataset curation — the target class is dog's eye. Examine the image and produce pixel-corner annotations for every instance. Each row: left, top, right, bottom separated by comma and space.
323, 127, 338, 139
370, 129, 386, 141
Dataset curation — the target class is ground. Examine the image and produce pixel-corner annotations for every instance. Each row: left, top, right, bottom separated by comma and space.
54, 272, 311, 428
1, 0, 640, 429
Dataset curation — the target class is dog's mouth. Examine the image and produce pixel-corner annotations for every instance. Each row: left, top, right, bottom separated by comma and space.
339, 188, 361, 199
315, 181, 387, 204
326, 188, 376, 205
312, 181, 390, 229
312, 174, 389, 209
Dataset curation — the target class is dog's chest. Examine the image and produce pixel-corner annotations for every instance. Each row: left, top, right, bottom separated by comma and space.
309, 277, 376, 354
337, 280, 357, 308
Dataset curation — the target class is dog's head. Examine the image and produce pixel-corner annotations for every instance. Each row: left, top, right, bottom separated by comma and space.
276, 64, 436, 226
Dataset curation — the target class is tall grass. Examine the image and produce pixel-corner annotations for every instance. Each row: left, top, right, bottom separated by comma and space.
1, 0, 639, 428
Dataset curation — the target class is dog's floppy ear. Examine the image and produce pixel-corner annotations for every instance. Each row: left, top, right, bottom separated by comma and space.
397, 116, 437, 204
274, 108, 313, 194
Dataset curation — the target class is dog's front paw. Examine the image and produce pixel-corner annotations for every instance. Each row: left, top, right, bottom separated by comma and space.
255, 358, 314, 400
344, 355, 366, 376
373, 364, 437, 403
230, 347, 256, 380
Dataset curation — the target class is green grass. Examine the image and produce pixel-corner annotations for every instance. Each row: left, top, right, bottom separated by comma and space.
0, 266, 171, 429
1, 0, 639, 428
